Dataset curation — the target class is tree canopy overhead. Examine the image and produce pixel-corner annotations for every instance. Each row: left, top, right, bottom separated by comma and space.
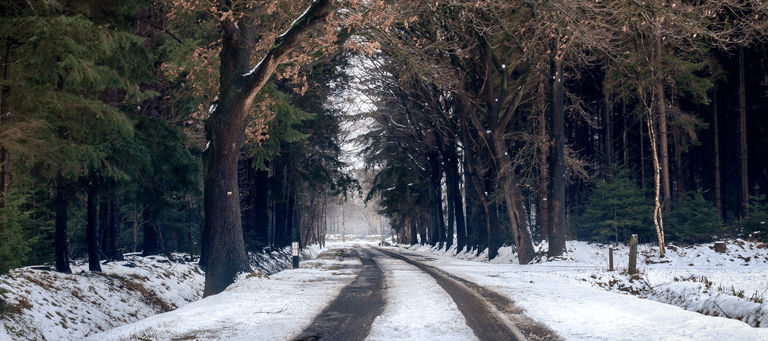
2, 0, 768, 294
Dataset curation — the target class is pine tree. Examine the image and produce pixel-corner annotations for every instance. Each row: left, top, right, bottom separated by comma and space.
577, 167, 654, 243
1, 0, 156, 272
741, 186, 768, 241
667, 187, 722, 244
0, 191, 32, 274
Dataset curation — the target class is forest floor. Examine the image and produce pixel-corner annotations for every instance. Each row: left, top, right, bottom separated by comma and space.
1, 237, 768, 340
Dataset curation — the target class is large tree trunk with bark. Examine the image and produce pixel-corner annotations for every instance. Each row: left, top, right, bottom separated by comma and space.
491, 131, 536, 264
200, 0, 334, 296
549, 56, 566, 257
201, 102, 250, 293
536, 80, 550, 242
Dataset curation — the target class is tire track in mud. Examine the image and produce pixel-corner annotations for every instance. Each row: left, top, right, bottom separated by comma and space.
375, 247, 561, 341
293, 248, 385, 341
294, 246, 559, 341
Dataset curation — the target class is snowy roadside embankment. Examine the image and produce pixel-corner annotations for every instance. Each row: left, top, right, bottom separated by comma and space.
0, 246, 313, 341
588, 241, 768, 327
84, 243, 358, 341
0, 254, 204, 341
403, 239, 768, 332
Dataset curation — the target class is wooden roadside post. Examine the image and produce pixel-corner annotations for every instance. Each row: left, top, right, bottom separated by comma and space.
628, 234, 638, 275
608, 246, 614, 271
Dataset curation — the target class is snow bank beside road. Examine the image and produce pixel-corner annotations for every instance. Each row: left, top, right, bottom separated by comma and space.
87, 248, 360, 341
0, 254, 204, 341
0, 246, 307, 341
403, 239, 768, 340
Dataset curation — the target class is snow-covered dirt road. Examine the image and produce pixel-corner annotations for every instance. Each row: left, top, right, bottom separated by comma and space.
16, 239, 765, 341
296, 247, 545, 340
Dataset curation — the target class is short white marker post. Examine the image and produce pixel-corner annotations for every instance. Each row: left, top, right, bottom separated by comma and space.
608, 246, 614, 271
292, 241, 300, 269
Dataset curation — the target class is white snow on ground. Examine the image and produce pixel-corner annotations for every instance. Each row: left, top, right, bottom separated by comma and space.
366, 249, 478, 341
0, 253, 204, 341
405, 240, 768, 340
82, 245, 360, 341
0, 246, 308, 341
2, 237, 768, 340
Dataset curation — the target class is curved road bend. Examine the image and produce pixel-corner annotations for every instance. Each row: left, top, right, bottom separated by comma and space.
294, 246, 557, 341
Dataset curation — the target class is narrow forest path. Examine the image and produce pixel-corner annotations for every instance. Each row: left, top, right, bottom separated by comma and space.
293, 245, 557, 341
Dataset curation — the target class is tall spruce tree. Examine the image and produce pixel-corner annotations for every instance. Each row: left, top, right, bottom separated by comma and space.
0, 0, 155, 272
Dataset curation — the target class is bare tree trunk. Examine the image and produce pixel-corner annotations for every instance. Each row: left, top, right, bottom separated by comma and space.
536, 80, 550, 242
656, 35, 672, 214
738, 45, 749, 219
87, 188, 102, 272
491, 131, 536, 263
472, 34, 535, 264
55, 173, 71, 273
712, 84, 723, 221
622, 102, 629, 169
460, 109, 476, 250
428, 150, 444, 247
674, 130, 684, 202
640, 119, 646, 193
604, 90, 614, 177
648, 116, 666, 258
100, 185, 122, 261
446, 138, 464, 252
549, 56, 566, 257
